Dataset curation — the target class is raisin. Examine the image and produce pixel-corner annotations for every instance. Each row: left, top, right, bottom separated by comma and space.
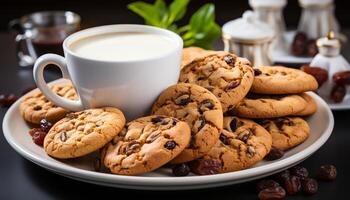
301, 65, 328, 87
290, 166, 309, 179
284, 175, 301, 195
306, 39, 318, 57
317, 165, 337, 181
265, 148, 284, 161
302, 178, 318, 195
190, 159, 222, 175
330, 84, 346, 103
40, 119, 53, 133
32, 131, 47, 146
172, 163, 190, 176
258, 186, 286, 200
256, 179, 280, 192
274, 170, 291, 184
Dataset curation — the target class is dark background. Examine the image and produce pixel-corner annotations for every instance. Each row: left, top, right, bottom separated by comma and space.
1, 0, 350, 31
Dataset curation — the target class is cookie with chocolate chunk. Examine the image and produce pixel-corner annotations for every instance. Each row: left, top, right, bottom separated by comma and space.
230, 94, 308, 119
44, 107, 125, 159
152, 83, 223, 164
181, 47, 214, 68
103, 115, 191, 175
20, 83, 78, 124
198, 117, 272, 173
251, 66, 318, 94
258, 117, 310, 150
179, 52, 254, 112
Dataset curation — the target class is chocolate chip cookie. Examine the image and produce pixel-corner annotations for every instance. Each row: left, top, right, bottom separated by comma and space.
179, 52, 254, 112
258, 117, 310, 150
230, 94, 308, 119
294, 93, 317, 116
200, 117, 272, 173
251, 66, 318, 94
103, 115, 191, 175
20, 83, 78, 124
181, 47, 214, 68
152, 83, 223, 163
44, 107, 125, 159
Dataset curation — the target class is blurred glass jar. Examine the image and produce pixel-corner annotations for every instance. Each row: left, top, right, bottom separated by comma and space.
9, 11, 81, 67
298, 0, 340, 40
249, 0, 287, 51
222, 11, 275, 67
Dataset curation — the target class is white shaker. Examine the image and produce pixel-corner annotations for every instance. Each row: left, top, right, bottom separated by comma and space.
310, 31, 350, 100
249, 0, 287, 51
298, 0, 341, 40
222, 11, 275, 67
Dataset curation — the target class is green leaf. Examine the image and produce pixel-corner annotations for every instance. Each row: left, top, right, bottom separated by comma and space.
127, 2, 162, 26
167, 0, 190, 26
189, 3, 215, 33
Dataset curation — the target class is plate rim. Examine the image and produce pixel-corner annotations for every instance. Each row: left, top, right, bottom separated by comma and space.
2, 79, 335, 188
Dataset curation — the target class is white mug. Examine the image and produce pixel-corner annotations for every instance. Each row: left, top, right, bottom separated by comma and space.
33, 24, 183, 120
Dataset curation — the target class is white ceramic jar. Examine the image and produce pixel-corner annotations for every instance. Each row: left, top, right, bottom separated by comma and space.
222, 11, 275, 67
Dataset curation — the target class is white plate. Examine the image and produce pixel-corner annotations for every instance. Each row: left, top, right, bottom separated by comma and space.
272, 31, 313, 64
322, 94, 350, 110
2, 79, 334, 190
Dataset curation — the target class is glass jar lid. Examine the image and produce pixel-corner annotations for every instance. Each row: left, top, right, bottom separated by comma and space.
299, 0, 333, 7
222, 11, 275, 44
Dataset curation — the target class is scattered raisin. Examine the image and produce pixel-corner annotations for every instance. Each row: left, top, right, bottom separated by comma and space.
258, 186, 286, 200
190, 159, 222, 175
306, 39, 318, 57
256, 179, 280, 192
29, 128, 42, 137
290, 166, 309, 179
317, 165, 337, 181
302, 178, 318, 195
32, 131, 47, 146
265, 148, 284, 161
274, 170, 291, 184
40, 119, 53, 133
0, 94, 17, 107
331, 84, 346, 103
284, 175, 301, 195
172, 163, 190, 176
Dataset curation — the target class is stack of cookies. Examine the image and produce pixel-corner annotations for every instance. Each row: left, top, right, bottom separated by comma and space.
19, 49, 318, 176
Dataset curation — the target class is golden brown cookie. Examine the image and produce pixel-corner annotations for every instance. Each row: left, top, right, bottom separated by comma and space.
230, 94, 308, 119
251, 66, 318, 94
294, 93, 317, 116
199, 117, 272, 173
44, 107, 125, 159
151, 83, 223, 164
103, 115, 191, 175
257, 117, 310, 150
181, 47, 214, 68
179, 52, 254, 112
20, 83, 78, 124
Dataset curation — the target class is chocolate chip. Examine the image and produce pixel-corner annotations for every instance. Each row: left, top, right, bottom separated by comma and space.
229, 118, 238, 132
225, 80, 240, 90
237, 129, 252, 143
40, 119, 52, 133
247, 146, 256, 157
205, 86, 215, 92
199, 99, 214, 113
254, 69, 262, 76
197, 76, 206, 81
219, 133, 231, 145
224, 55, 235, 66
164, 140, 176, 150
146, 132, 161, 143
33, 105, 42, 111
172, 163, 190, 176
60, 132, 67, 142
151, 116, 169, 125
174, 94, 191, 106
193, 116, 206, 132
126, 141, 141, 156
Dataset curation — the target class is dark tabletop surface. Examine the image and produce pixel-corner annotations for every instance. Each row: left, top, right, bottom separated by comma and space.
0, 31, 349, 200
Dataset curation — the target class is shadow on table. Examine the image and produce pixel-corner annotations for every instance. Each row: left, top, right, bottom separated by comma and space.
20, 157, 256, 200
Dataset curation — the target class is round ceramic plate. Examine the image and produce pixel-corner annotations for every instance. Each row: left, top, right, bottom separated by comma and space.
272, 31, 313, 64
3, 79, 334, 190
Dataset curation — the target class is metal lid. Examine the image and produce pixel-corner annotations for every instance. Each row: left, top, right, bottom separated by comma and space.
222, 11, 274, 44
249, 0, 287, 8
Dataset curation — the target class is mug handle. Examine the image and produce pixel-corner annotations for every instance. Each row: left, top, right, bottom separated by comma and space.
33, 54, 84, 111
9, 19, 36, 67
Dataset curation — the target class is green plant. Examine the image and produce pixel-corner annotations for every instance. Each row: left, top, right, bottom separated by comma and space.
128, 0, 221, 49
